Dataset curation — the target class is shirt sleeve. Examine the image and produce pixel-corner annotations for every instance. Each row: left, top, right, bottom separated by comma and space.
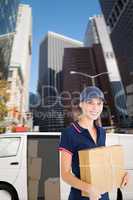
58, 128, 75, 155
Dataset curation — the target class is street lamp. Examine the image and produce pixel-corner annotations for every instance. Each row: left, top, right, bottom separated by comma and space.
70, 70, 110, 126
70, 70, 109, 86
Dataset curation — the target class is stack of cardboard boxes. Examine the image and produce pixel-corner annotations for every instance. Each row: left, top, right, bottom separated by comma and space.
28, 140, 42, 200
44, 177, 60, 200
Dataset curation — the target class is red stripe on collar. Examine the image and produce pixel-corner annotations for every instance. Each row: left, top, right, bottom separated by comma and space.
71, 122, 81, 133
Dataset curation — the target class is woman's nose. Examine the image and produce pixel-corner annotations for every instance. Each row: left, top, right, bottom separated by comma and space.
92, 103, 99, 110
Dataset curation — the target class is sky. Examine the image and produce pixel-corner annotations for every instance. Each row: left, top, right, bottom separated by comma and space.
21, 0, 101, 93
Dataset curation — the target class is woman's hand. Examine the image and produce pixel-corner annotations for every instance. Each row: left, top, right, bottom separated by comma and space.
88, 185, 102, 200
121, 172, 129, 188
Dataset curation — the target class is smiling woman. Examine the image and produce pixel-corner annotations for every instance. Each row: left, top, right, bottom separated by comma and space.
59, 86, 128, 200
59, 86, 109, 200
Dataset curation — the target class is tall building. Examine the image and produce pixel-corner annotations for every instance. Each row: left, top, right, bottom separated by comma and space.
99, 0, 116, 20
38, 31, 83, 97
99, 0, 133, 124
37, 32, 83, 131
10, 4, 32, 115
0, 0, 19, 79
0, 0, 19, 35
84, 15, 128, 126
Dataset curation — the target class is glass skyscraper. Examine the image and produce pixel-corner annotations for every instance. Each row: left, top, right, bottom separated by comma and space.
0, 0, 19, 35
0, 0, 19, 79
99, 0, 133, 126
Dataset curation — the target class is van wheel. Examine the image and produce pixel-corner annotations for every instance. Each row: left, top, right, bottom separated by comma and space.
0, 183, 18, 200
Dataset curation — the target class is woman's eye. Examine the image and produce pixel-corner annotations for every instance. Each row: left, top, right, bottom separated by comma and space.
98, 101, 103, 106
86, 101, 103, 105
86, 101, 92, 104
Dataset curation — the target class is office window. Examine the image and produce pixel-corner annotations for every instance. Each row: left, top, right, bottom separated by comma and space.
109, 18, 113, 28
8, 70, 13, 78
112, 12, 117, 22
115, 5, 120, 16
118, 0, 124, 10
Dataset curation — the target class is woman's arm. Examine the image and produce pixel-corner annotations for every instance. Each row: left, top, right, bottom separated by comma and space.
60, 151, 102, 200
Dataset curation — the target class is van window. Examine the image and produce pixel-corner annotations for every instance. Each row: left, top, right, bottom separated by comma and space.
0, 138, 20, 157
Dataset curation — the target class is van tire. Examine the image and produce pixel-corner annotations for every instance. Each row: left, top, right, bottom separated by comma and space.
0, 182, 19, 200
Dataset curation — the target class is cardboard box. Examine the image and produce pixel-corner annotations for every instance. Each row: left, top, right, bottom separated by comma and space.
28, 140, 38, 158
44, 178, 60, 200
28, 158, 42, 180
28, 157, 32, 175
28, 180, 39, 200
78, 145, 125, 197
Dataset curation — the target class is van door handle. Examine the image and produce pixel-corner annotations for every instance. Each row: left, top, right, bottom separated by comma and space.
10, 162, 19, 165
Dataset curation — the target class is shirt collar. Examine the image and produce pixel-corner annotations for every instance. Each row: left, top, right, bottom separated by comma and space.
71, 121, 102, 145
71, 121, 100, 134
71, 121, 88, 133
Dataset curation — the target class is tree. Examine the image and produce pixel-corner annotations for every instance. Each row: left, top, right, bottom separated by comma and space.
0, 80, 9, 123
0, 47, 6, 79
0, 100, 7, 121
0, 80, 9, 101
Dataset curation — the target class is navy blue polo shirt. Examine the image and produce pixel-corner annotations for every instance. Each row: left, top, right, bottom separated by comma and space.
59, 122, 110, 200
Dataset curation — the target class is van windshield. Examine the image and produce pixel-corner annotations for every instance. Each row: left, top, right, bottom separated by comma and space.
0, 137, 20, 157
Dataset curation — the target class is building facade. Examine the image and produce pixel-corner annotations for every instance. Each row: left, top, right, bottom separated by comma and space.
99, 0, 116, 21
84, 15, 128, 126
37, 32, 83, 131
7, 66, 23, 122
0, 0, 19, 35
10, 4, 32, 118
38, 31, 83, 97
0, 0, 19, 79
99, 0, 133, 124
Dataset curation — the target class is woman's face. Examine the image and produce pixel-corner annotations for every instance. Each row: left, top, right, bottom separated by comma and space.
79, 98, 104, 120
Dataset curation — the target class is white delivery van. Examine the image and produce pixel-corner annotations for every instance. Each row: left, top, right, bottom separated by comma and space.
0, 132, 133, 200
0, 132, 60, 200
